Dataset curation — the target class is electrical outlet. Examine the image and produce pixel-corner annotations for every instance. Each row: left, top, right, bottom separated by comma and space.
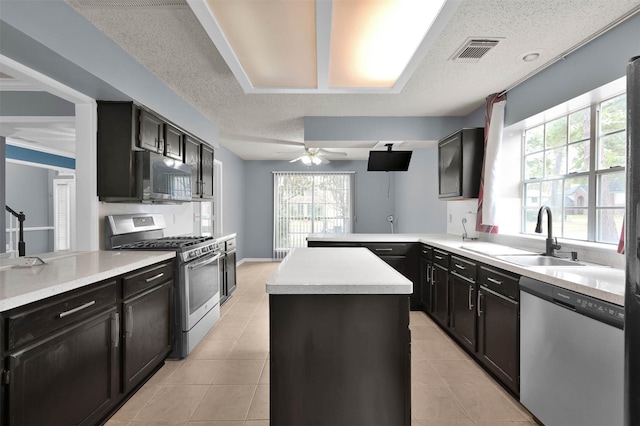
172, 214, 177, 224
448, 214, 452, 223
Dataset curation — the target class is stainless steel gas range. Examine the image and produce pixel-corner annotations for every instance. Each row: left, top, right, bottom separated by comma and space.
105, 214, 220, 358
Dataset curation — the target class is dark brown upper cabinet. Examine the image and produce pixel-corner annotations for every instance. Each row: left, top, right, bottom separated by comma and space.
185, 135, 215, 199
438, 128, 485, 199
97, 101, 215, 201
164, 123, 184, 160
138, 109, 165, 154
201, 144, 215, 199
184, 135, 201, 199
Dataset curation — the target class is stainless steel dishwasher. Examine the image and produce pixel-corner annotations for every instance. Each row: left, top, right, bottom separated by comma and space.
520, 277, 624, 426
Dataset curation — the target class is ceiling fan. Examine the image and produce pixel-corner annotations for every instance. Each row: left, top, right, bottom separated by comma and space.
287, 147, 347, 165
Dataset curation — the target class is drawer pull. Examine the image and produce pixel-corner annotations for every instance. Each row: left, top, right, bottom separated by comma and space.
145, 272, 165, 283
487, 277, 503, 285
435, 255, 444, 260
375, 248, 393, 252
58, 301, 96, 318
454, 263, 466, 270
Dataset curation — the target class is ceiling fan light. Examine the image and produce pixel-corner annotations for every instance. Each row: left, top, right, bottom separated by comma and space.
311, 156, 322, 165
301, 155, 312, 165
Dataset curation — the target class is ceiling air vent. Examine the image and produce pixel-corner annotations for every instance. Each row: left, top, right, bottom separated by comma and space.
451, 39, 501, 63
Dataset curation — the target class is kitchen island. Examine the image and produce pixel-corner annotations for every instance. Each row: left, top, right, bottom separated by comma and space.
266, 247, 412, 426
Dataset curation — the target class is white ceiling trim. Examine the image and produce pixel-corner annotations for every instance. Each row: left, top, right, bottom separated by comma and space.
0, 54, 94, 105
0, 80, 44, 91
315, 0, 332, 91
186, 0, 253, 93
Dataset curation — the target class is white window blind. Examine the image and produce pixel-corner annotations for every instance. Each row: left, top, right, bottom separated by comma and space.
273, 171, 355, 259
53, 179, 72, 251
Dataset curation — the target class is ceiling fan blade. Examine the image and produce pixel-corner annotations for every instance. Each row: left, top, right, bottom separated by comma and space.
223, 132, 304, 147
277, 148, 306, 154
318, 148, 347, 157
318, 156, 330, 164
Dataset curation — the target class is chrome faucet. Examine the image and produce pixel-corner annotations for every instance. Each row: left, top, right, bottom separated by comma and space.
535, 205, 561, 257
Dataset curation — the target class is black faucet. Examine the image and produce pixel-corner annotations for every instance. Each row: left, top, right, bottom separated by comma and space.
535, 205, 561, 257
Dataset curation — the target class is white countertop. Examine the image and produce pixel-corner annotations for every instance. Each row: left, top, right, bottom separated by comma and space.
213, 233, 236, 243
0, 250, 176, 312
307, 233, 625, 306
266, 247, 412, 295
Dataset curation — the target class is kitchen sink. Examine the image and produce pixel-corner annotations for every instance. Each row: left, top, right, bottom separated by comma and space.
494, 254, 584, 267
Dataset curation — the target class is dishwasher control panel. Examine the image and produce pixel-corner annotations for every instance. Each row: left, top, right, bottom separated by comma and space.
520, 276, 624, 329
552, 287, 624, 328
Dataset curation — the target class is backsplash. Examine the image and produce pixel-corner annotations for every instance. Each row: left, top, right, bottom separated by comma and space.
98, 202, 196, 249
446, 199, 479, 238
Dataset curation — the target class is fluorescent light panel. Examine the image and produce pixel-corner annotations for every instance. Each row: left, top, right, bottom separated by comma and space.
330, 0, 446, 88
195, 0, 451, 92
206, 0, 317, 88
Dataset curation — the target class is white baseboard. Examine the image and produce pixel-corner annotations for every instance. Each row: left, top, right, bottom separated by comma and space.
237, 258, 280, 266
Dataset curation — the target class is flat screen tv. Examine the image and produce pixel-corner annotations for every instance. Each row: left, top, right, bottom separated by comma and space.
367, 150, 412, 171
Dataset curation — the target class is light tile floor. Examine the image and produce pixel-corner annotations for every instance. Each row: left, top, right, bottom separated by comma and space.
106, 261, 537, 426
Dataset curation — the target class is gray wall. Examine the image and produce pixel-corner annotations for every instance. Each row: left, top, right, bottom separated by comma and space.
394, 147, 447, 233
0, 91, 75, 116
217, 145, 246, 260
243, 160, 396, 258
505, 11, 640, 126
5, 162, 53, 255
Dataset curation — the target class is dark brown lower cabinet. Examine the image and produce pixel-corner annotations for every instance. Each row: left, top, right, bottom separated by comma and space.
449, 272, 476, 352
270, 294, 411, 426
432, 264, 449, 326
477, 285, 520, 394
123, 280, 173, 392
6, 308, 119, 425
420, 258, 432, 311
1, 260, 174, 425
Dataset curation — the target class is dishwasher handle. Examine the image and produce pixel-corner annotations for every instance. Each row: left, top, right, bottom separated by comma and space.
552, 298, 577, 312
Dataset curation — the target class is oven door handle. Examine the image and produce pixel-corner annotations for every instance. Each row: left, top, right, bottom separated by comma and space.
188, 253, 221, 269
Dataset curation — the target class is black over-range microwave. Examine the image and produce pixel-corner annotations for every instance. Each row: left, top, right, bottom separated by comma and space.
138, 151, 192, 202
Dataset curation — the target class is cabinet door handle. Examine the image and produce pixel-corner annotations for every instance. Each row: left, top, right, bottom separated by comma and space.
454, 263, 466, 270
477, 292, 484, 316
145, 272, 165, 283
112, 312, 120, 348
468, 286, 474, 310
431, 265, 435, 286
126, 305, 134, 338
58, 300, 96, 318
375, 248, 393, 252
426, 264, 431, 283
487, 277, 503, 285
435, 255, 444, 260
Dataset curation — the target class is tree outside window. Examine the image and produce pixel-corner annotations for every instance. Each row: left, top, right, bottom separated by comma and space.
522, 93, 626, 244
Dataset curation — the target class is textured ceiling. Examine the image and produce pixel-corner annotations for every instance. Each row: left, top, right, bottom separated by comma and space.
59, 0, 640, 160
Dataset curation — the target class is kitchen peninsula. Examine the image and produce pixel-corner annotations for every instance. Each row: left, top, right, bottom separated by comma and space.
0, 250, 176, 425
266, 247, 412, 426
